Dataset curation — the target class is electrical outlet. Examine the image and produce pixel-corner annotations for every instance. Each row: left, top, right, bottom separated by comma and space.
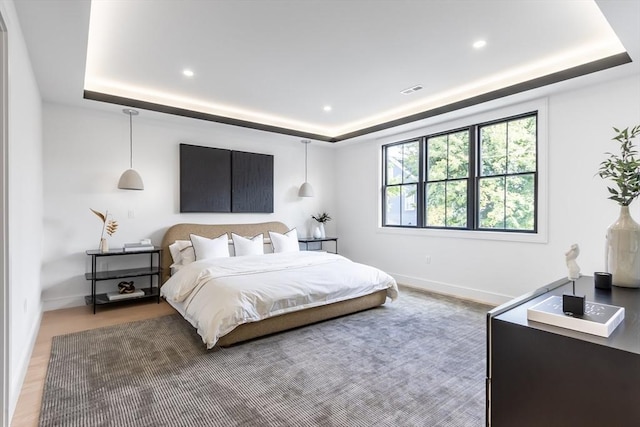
128, 210, 135, 219
425, 255, 431, 264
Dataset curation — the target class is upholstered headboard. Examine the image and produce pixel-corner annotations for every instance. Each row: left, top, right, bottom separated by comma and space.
160, 221, 289, 283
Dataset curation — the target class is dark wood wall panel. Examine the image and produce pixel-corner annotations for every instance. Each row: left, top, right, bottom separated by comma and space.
232, 151, 274, 213
179, 144, 273, 213
180, 144, 231, 212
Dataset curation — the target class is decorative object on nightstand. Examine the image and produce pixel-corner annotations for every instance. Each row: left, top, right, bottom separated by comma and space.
118, 108, 144, 190
117, 280, 135, 294
311, 212, 331, 238
298, 139, 314, 197
597, 125, 640, 287
90, 208, 118, 252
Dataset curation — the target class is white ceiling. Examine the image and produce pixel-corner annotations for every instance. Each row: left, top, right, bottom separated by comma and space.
13, 0, 640, 143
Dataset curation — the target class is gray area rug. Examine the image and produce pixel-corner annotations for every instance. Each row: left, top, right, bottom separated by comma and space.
40, 289, 490, 427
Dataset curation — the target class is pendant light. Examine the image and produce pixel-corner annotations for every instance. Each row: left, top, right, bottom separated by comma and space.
118, 108, 144, 190
298, 139, 314, 197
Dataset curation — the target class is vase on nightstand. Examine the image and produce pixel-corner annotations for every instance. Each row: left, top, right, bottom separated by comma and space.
313, 223, 322, 239
99, 238, 109, 253
606, 206, 640, 288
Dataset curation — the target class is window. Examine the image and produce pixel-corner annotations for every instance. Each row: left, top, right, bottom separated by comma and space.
426, 130, 470, 228
382, 112, 537, 233
383, 140, 419, 226
478, 116, 537, 231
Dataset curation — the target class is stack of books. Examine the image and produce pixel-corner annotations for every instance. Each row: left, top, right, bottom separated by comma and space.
106, 289, 145, 301
123, 242, 155, 252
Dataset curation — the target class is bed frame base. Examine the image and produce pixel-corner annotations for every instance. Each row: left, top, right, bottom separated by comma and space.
218, 289, 388, 347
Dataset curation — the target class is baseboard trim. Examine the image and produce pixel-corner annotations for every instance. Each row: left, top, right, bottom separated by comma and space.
390, 273, 513, 306
9, 302, 42, 422
42, 295, 86, 312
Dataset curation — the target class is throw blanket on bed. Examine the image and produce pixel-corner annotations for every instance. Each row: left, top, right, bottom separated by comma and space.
161, 251, 398, 348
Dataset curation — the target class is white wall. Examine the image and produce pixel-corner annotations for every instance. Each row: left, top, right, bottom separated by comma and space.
335, 73, 640, 304
0, 0, 44, 420
41, 103, 337, 309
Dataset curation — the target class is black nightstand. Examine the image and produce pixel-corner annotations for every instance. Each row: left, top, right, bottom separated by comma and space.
297, 237, 338, 254
85, 247, 162, 314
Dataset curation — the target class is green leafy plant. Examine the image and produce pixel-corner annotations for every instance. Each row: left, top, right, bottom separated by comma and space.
598, 125, 640, 206
312, 212, 332, 223
90, 208, 118, 239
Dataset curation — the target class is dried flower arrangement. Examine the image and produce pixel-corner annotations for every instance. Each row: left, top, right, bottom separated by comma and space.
90, 208, 118, 251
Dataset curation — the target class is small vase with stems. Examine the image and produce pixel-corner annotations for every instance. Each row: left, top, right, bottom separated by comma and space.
311, 212, 331, 239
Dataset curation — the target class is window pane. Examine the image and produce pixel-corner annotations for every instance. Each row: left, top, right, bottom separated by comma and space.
386, 145, 402, 185
403, 142, 419, 183
427, 136, 447, 181
507, 117, 536, 174
505, 174, 535, 230
448, 131, 469, 179
480, 123, 507, 176
426, 182, 446, 227
384, 185, 417, 226
401, 185, 417, 226
478, 176, 505, 229
384, 186, 401, 225
447, 180, 467, 228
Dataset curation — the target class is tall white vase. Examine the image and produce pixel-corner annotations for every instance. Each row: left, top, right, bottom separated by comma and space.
606, 205, 640, 288
312, 223, 326, 239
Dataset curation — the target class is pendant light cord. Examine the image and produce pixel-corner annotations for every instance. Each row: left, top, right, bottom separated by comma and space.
129, 112, 133, 168
304, 141, 308, 181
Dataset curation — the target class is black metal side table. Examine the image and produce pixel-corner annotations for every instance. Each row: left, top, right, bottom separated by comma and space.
85, 247, 162, 314
297, 237, 338, 254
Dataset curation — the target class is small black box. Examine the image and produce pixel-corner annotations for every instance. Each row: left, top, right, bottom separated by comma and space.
563, 294, 585, 316
594, 272, 612, 290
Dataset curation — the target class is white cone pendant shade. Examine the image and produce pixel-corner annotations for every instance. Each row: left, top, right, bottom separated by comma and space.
118, 109, 144, 190
298, 139, 314, 197
118, 169, 144, 190
298, 181, 314, 197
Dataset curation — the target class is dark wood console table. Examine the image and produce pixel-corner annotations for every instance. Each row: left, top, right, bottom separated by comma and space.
487, 276, 640, 427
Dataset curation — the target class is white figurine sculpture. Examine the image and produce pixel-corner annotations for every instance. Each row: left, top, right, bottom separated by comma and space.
565, 244, 581, 280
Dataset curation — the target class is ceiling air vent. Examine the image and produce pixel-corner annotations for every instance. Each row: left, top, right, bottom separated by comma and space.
400, 84, 423, 95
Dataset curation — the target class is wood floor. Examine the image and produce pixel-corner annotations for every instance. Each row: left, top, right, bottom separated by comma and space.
11, 301, 176, 427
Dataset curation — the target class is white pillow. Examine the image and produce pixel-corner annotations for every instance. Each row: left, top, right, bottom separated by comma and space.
231, 233, 264, 256
190, 233, 230, 260
269, 229, 299, 253
168, 240, 196, 266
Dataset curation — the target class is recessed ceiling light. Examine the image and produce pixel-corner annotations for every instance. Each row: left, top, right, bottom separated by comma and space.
183, 69, 194, 77
323, 105, 332, 112
473, 40, 487, 49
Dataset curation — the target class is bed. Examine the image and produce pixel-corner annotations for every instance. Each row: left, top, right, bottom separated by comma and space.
160, 221, 398, 348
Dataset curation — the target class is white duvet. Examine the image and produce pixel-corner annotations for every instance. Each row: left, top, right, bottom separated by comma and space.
161, 251, 398, 348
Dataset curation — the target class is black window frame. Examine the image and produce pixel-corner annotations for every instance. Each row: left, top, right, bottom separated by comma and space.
382, 111, 538, 233
382, 138, 423, 227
